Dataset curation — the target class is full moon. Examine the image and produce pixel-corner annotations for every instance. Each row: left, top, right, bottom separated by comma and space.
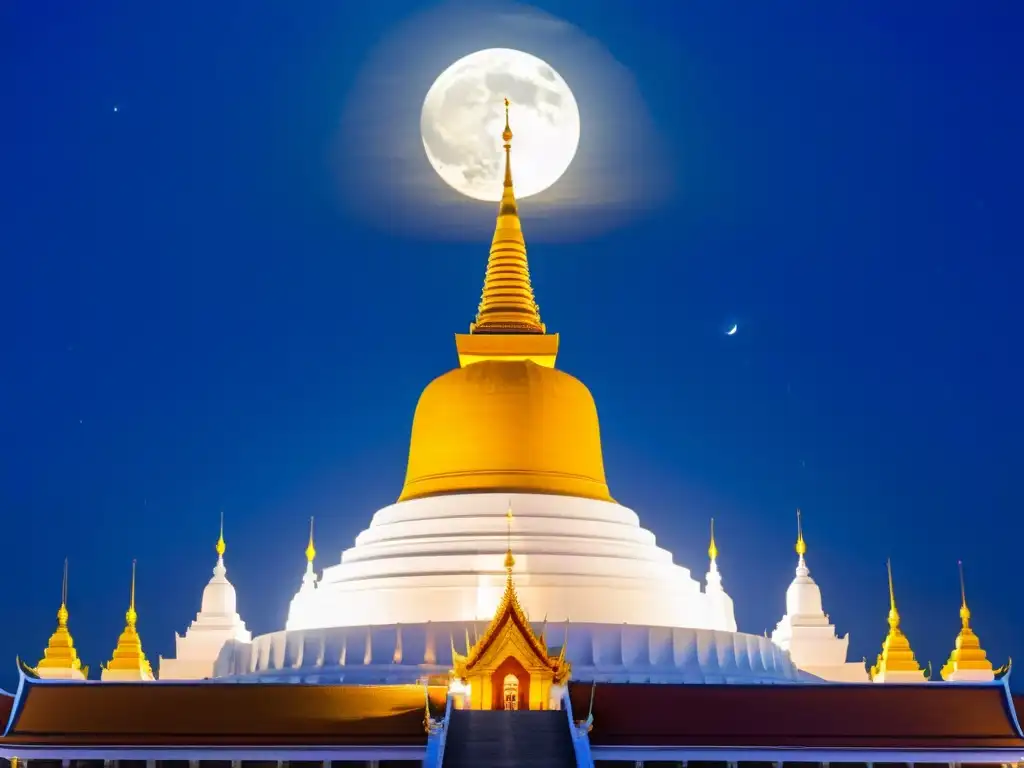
420, 48, 581, 202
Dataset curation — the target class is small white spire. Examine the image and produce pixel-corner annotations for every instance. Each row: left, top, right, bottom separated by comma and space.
158, 512, 251, 680
703, 517, 736, 632
706, 517, 723, 591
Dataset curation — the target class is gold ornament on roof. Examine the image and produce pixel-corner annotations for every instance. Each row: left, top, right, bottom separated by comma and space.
35, 558, 84, 676
708, 518, 718, 561
869, 559, 923, 679
503, 501, 516, 572
105, 559, 154, 677
940, 560, 997, 680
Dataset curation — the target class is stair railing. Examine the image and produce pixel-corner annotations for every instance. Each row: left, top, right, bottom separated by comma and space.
561, 686, 594, 768
423, 691, 455, 768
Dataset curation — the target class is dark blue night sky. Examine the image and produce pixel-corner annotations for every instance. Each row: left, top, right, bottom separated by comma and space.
1, 1, 1021, 691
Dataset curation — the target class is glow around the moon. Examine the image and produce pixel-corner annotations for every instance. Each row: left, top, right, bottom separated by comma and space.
420, 48, 581, 202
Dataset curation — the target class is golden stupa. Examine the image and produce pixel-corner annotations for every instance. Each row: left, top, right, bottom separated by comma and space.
400, 99, 611, 504
869, 560, 925, 682
102, 560, 154, 681
34, 559, 87, 680
940, 561, 996, 681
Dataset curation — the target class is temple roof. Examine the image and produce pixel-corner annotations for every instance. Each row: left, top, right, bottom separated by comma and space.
0, 675, 445, 750
568, 681, 1024, 751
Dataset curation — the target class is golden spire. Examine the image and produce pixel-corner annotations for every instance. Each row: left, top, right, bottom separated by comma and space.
216, 509, 226, 558
305, 516, 316, 563
708, 518, 718, 561
940, 560, 995, 680
869, 559, 923, 680
886, 558, 899, 630
795, 508, 806, 558
503, 500, 515, 573
104, 559, 154, 679
36, 558, 85, 677
470, 98, 544, 336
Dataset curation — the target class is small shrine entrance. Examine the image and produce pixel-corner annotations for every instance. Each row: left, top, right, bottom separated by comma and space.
491, 656, 530, 710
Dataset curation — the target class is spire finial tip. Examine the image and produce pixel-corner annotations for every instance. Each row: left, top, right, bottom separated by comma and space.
216, 509, 226, 558
795, 508, 806, 557
305, 516, 316, 564
502, 97, 513, 145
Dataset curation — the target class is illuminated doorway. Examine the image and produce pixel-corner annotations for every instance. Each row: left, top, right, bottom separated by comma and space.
502, 674, 519, 710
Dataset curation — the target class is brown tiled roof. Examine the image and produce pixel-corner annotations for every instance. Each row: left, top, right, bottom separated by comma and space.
568, 682, 1024, 749
0, 691, 12, 730
1, 678, 446, 747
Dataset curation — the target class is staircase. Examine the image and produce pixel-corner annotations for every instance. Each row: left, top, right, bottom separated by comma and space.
442, 709, 578, 768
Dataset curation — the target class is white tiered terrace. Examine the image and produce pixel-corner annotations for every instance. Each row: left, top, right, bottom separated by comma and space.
286, 493, 733, 632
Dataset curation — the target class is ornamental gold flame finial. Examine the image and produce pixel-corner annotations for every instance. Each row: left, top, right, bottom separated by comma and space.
58, 557, 69, 627
795, 508, 807, 558
504, 500, 515, 572
958, 559, 970, 628
886, 557, 899, 630
306, 516, 316, 564
127, 558, 138, 628
708, 518, 718, 561
216, 509, 226, 558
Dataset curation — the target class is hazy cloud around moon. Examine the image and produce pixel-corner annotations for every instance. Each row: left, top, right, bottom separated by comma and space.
333, 1, 673, 242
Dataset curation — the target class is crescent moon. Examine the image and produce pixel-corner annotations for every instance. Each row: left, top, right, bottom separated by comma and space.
726, 324, 738, 336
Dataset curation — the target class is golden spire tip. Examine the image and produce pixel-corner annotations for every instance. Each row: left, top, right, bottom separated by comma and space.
886, 558, 900, 629
503, 97, 512, 145
504, 499, 515, 572
126, 559, 138, 628
795, 508, 806, 557
305, 516, 316, 563
216, 509, 226, 558
708, 517, 718, 561
58, 557, 69, 626
958, 560, 971, 628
